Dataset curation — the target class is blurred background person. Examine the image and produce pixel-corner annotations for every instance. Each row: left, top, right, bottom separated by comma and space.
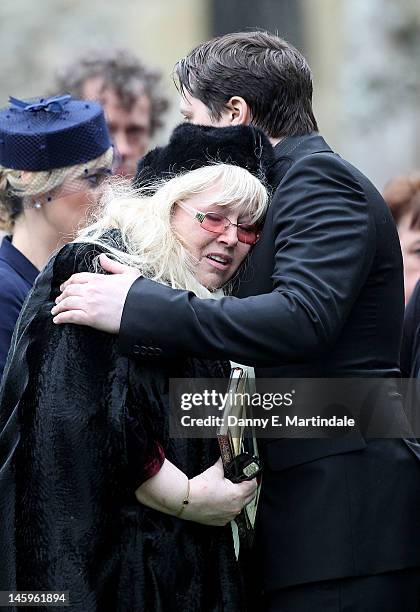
53, 48, 169, 177
0, 94, 113, 378
383, 172, 420, 304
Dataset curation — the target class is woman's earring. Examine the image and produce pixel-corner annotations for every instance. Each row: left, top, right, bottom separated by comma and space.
33, 201, 42, 210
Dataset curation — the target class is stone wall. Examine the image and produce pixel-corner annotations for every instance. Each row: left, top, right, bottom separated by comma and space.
0, 0, 211, 144
1, 0, 419, 187
304, 0, 420, 189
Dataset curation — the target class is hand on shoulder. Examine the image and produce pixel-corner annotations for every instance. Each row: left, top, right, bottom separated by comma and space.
51, 253, 140, 333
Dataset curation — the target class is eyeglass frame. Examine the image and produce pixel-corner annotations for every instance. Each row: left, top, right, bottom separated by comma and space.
176, 201, 261, 245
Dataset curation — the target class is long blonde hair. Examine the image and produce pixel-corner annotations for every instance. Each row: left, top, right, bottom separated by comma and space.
77, 164, 269, 298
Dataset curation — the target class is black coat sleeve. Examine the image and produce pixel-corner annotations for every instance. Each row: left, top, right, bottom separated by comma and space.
0, 243, 165, 598
119, 153, 374, 366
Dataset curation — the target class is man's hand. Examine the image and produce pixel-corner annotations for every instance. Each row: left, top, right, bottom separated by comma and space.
51, 253, 140, 333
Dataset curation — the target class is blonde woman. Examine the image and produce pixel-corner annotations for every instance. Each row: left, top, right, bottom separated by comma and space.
0, 94, 113, 377
0, 124, 274, 611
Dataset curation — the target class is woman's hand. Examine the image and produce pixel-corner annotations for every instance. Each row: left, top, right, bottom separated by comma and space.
185, 458, 258, 526
135, 457, 258, 527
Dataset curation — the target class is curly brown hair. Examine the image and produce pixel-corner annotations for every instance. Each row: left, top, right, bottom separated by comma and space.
54, 48, 169, 135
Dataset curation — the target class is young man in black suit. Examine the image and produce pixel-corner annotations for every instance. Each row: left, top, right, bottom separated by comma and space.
52, 31, 420, 611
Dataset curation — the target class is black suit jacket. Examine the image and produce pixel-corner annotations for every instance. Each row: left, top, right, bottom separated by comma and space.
119, 134, 420, 589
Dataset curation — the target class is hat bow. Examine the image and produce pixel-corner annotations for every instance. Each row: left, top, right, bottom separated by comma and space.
8, 94, 71, 114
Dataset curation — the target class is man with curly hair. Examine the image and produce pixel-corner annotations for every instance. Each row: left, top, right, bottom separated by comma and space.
54, 48, 169, 177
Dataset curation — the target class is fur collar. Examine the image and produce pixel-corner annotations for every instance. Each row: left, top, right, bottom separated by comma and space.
134, 123, 275, 190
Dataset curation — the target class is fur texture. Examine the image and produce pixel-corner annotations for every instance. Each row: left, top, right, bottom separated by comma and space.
135, 123, 275, 190
0, 239, 243, 611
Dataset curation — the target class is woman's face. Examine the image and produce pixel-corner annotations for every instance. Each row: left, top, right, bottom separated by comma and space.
171, 185, 254, 290
43, 167, 111, 239
398, 213, 420, 304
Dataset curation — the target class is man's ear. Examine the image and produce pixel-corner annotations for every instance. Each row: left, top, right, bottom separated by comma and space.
224, 96, 252, 126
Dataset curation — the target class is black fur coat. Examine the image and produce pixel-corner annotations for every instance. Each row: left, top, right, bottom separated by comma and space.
0, 239, 243, 612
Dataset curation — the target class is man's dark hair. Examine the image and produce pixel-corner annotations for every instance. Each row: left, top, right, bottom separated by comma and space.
175, 31, 318, 139
54, 48, 169, 135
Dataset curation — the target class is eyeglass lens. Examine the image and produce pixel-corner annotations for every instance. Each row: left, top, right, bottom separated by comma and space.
200, 212, 259, 245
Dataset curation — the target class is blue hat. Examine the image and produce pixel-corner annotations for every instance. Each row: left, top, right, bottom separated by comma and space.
0, 94, 111, 171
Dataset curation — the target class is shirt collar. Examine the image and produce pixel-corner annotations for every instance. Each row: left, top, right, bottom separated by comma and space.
0, 236, 39, 285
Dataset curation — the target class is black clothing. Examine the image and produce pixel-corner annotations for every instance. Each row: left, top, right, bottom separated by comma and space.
134, 123, 275, 190
401, 280, 420, 377
0, 236, 38, 378
119, 133, 420, 591
263, 568, 420, 612
121, 134, 404, 375
0, 240, 242, 612
400, 281, 420, 462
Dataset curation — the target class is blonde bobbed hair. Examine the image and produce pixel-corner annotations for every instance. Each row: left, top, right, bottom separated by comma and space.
0, 147, 114, 232
77, 163, 269, 298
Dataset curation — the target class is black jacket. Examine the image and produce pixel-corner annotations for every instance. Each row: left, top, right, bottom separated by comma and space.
401, 280, 420, 378
119, 133, 420, 589
0, 240, 243, 612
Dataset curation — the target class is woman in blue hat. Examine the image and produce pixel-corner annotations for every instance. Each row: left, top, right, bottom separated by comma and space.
0, 94, 113, 378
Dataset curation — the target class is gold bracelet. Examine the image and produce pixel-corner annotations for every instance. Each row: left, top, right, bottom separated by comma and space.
176, 479, 191, 517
